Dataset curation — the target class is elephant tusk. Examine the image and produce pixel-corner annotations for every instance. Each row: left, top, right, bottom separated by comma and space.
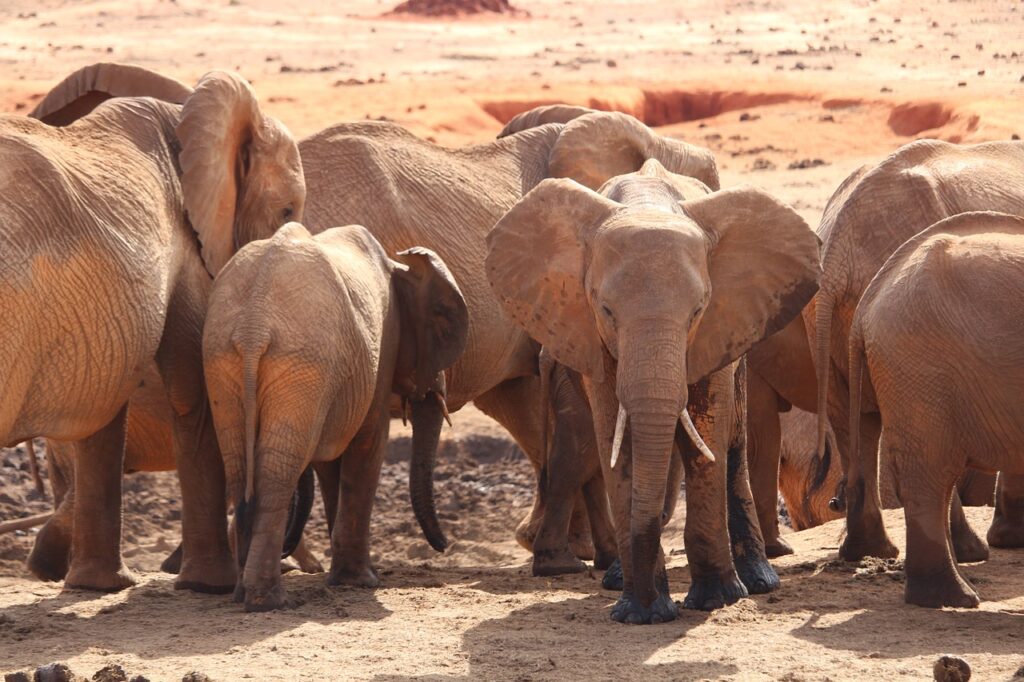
610, 405, 627, 469
432, 391, 453, 428
680, 409, 715, 464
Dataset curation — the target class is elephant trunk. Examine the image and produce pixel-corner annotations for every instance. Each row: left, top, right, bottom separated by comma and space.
410, 393, 449, 552
618, 329, 690, 607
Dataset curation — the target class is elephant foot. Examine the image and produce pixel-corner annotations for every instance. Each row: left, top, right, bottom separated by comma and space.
64, 562, 136, 592
952, 529, 989, 564
514, 514, 538, 553
160, 543, 183, 574
27, 530, 70, 583
682, 571, 748, 611
593, 549, 617, 572
327, 564, 381, 588
986, 515, 1024, 548
734, 550, 780, 595
174, 554, 237, 594
610, 583, 677, 625
764, 535, 794, 558
568, 526, 596, 562
839, 535, 899, 562
601, 558, 623, 591
237, 580, 292, 612
905, 572, 980, 609
532, 547, 587, 577
289, 542, 324, 574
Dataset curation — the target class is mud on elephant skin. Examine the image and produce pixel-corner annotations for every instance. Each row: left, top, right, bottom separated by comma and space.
842, 212, 1024, 608
486, 160, 821, 623
3, 62, 304, 593
204, 223, 468, 612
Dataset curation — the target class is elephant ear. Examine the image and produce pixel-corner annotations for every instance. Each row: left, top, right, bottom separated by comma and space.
549, 111, 720, 191
176, 71, 264, 276
393, 247, 470, 399
486, 178, 620, 382
30, 62, 192, 125
681, 185, 821, 383
497, 104, 596, 138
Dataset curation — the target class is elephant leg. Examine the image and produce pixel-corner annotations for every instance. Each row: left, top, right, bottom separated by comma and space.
28, 442, 74, 581
903, 461, 979, 608
726, 366, 779, 595
313, 459, 341, 539
475, 377, 593, 559
747, 370, 791, 557
839, 412, 899, 561
64, 405, 134, 592
171, 404, 235, 594
289, 535, 324, 574
327, 410, 389, 588
987, 473, 1024, 548
680, 374, 747, 612
950, 491, 989, 562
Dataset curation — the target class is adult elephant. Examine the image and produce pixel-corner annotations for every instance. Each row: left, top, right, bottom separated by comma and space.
34, 362, 323, 580
811, 139, 1024, 550
4, 62, 305, 592
487, 160, 821, 623
296, 110, 720, 567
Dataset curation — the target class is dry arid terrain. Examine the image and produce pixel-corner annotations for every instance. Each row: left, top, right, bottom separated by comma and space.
1, 1, 1024, 680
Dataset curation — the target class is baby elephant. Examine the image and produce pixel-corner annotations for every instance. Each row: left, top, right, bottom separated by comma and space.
204, 222, 468, 611
842, 211, 1024, 608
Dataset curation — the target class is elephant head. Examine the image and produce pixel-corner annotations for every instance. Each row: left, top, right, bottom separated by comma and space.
486, 171, 820, 607
391, 247, 470, 552
29, 62, 305, 276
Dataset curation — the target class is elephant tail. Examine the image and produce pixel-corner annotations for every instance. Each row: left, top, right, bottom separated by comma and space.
813, 289, 842, 511
237, 334, 270, 506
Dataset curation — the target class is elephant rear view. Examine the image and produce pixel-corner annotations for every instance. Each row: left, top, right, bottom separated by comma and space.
0, 62, 305, 592
203, 222, 468, 612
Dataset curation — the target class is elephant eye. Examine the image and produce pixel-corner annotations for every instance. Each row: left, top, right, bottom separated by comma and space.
601, 304, 613, 318
282, 206, 294, 221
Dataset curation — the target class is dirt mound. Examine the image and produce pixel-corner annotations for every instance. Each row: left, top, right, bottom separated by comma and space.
386, 0, 526, 18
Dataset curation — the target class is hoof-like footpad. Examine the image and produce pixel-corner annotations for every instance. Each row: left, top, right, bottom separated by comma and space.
683, 572, 748, 611
601, 558, 623, 591
734, 552, 780, 594
610, 590, 678, 624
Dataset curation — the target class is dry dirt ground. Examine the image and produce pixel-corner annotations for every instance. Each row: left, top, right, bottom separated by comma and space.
1, 0, 1024, 679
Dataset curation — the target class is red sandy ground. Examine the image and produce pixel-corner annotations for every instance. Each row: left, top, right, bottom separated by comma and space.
1, 1, 1023, 679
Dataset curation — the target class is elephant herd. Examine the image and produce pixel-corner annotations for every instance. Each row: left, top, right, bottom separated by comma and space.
2, 62, 1023, 626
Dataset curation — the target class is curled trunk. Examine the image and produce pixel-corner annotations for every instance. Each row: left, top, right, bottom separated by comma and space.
410, 395, 448, 552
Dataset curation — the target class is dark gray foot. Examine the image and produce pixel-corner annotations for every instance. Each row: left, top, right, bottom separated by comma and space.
610, 582, 678, 625
905, 573, 980, 609
734, 551, 780, 594
601, 558, 623, 591
764, 536, 794, 558
160, 543, 183, 574
682, 572, 748, 611
327, 564, 381, 588
532, 548, 587, 577
593, 550, 617, 571
952, 531, 989, 563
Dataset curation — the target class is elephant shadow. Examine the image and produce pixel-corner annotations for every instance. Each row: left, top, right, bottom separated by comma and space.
774, 545, 1024, 660
0, 571, 390, 669
371, 593, 735, 681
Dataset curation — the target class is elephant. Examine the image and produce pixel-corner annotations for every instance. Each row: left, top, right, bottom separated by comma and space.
296, 108, 719, 572
203, 222, 469, 611
773, 408, 996, 532
2, 62, 305, 592
32, 362, 323, 580
485, 159, 822, 623
811, 138, 1024, 550
843, 211, 1024, 607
